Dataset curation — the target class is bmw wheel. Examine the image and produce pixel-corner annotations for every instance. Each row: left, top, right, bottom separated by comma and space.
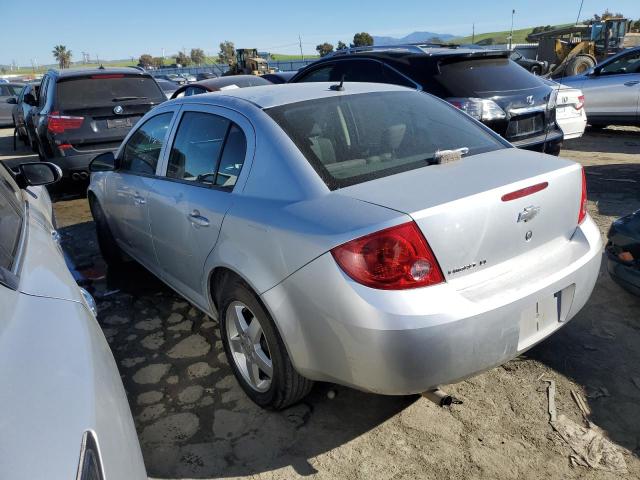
219, 279, 313, 409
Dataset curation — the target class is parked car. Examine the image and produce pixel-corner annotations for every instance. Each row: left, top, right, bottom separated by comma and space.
196, 72, 218, 81
0, 161, 146, 479
155, 74, 186, 85
561, 46, 640, 128
88, 82, 601, 409
31, 67, 166, 180
510, 50, 548, 75
554, 86, 587, 140
606, 209, 640, 296
10, 82, 40, 146
289, 46, 565, 155
0, 82, 24, 126
170, 74, 271, 99
179, 73, 197, 83
155, 78, 179, 99
262, 71, 297, 84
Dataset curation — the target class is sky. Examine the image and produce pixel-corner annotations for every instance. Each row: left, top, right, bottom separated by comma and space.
2, 0, 640, 66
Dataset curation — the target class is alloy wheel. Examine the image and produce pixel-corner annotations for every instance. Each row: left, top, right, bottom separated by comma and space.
225, 300, 273, 392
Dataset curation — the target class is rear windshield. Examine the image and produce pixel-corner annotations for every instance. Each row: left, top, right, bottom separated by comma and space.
56, 75, 165, 109
436, 57, 543, 95
267, 91, 506, 190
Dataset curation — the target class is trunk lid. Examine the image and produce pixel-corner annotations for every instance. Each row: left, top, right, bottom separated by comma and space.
338, 149, 583, 281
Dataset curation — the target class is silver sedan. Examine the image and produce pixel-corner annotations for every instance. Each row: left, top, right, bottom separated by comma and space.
561, 46, 640, 127
88, 83, 602, 409
0, 162, 146, 479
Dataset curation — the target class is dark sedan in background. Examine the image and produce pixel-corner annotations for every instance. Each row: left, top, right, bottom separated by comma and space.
170, 74, 271, 99
289, 46, 564, 155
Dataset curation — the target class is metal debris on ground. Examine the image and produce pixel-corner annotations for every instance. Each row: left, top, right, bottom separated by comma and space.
543, 380, 627, 473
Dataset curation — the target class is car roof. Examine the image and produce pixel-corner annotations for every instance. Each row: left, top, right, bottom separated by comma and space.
49, 67, 150, 78
303, 46, 509, 69
176, 81, 412, 109
195, 75, 272, 90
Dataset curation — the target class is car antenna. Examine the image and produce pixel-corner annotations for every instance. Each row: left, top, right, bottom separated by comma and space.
330, 75, 345, 91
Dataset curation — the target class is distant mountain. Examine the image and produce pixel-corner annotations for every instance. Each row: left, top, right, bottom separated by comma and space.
373, 31, 455, 46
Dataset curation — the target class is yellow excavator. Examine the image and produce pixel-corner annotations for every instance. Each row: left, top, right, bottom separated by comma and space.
226, 49, 275, 76
529, 17, 638, 78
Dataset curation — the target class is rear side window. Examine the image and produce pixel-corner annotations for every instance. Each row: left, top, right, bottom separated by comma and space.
120, 112, 173, 175
0, 171, 23, 271
167, 112, 247, 188
267, 91, 505, 190
56, 75, 165, 110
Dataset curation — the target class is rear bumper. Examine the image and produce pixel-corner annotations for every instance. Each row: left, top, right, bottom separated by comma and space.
48, 146, 118, 176
557, 109, 587, 140
510, 129, 564, 154
262, 217, 602, 395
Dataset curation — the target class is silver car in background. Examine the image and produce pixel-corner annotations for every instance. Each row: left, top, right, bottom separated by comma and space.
0, 162, 146, 479
88, 83, 601, 410
0, 82, 24, 126
561, 46, 640, 127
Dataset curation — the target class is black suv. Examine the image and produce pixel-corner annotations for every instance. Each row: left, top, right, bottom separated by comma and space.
30, 68, 166, 179
289, 46, 563, 155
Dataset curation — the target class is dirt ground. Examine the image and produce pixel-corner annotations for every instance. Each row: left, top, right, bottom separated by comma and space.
2, 126, 640, 480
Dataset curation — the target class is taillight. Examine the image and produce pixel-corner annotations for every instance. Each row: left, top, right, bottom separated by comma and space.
578, 167, 587, 224
331, 222, 444, 290
446, 97, 506, 121
47, 111, 84, 134
575, 95, 585, 110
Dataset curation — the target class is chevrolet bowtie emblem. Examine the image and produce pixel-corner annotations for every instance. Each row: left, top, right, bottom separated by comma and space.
518, 205, 540, 223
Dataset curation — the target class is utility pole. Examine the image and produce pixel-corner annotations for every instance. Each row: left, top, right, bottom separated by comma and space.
509, 9, 515, 50
298, 34, 304, 60
472, 23, 475, 44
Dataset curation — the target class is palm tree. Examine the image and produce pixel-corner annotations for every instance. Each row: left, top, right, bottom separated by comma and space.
52, 45, 72, 69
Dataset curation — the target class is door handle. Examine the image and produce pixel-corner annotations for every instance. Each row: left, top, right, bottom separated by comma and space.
623, 80, 640, 87
188, 210, 210, 227
133, 193, 146, 205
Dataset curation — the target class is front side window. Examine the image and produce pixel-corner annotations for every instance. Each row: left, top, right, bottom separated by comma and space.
120, 112, 173, 175
0, 85, 11, 96
297, 65, 339, 82
167, 112, 247, 188
267, 91, 505, 190
600, 52, 640, 75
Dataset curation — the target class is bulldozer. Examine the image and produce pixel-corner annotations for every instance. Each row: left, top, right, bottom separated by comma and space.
226, 49, 275, 76
528, 17, 636, 78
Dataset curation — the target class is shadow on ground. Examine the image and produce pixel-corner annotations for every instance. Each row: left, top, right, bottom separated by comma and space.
564, 128, 640, 155
585, 163, 640, 218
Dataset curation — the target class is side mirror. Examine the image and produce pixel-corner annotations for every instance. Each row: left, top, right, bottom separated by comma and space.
5, 97, 17, 105
89, 151, 116, 172
591, 66, 602, 76
16, 162, 62, 188
23, 93, 36, 106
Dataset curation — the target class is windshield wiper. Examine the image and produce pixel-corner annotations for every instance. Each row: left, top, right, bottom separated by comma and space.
112, 96, 148, 101
434, 147, 469, 164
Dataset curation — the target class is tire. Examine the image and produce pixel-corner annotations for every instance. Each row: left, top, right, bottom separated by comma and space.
89, 197, 126, 267
219, 278, 313, 410
566, 55, 596, 76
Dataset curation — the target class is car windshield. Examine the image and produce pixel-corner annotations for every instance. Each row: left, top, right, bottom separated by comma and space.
56, 75, 165, 109
267, 91, 506, 189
